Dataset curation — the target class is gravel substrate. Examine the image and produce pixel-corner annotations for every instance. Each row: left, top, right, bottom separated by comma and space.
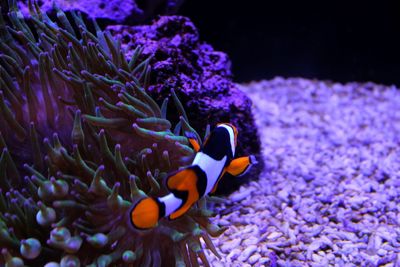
205, 78, 400, 267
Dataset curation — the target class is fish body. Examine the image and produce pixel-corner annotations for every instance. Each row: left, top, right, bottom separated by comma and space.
130, 123, 255, 229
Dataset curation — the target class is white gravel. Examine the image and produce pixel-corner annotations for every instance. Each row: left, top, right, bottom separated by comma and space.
204, 78, 400, 266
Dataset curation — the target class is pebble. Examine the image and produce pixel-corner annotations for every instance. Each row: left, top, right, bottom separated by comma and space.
207, 79, 400, 266
237, 245, 258, 262
326, 253, 335, 261
229, 188, 253, 202
312, 253, 322, 263
212, 261, 225, 267
220, 238, 241, 254
259, 257, 270, 265
218, 219, 231, 226
226, 248, 241, 261
377, 249, 387, 256
248, 253, 261, 265
267, 231, 282, 240
242, 236, 259, 246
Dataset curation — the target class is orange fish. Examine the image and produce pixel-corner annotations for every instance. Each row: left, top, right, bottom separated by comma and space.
130, 123, 256, 229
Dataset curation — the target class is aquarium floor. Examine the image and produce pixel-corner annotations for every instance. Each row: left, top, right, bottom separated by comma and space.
204, 78, 400, 267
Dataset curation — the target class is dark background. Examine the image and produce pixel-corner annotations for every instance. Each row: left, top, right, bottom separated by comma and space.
179, 1, 400, 85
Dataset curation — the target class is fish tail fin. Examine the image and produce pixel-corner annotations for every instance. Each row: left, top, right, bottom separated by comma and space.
130, 197, 162, 229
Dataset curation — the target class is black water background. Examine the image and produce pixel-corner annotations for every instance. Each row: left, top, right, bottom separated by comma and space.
180, 1, 400, 86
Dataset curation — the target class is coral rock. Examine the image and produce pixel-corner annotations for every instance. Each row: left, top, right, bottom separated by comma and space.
108, 16, 263, 192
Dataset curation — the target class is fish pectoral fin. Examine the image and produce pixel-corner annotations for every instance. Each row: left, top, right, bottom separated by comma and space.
130, 197, 160, 229
225, 155, 256, 177
184, 131, 201, 152
189, 138, 200, 152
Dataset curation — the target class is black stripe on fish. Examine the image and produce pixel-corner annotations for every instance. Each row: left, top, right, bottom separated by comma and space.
193, 165, 207, 198
170, 189, 188, 209
155, 197, 166, 218
169, 165, 207, 200
202, 127, 233, 161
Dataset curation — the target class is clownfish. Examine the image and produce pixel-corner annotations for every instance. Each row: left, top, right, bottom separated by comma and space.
129, 123, 256, 229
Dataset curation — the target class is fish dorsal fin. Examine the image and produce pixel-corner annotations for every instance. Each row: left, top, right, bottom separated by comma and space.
166, 168, 194, 191
188, 138, 200, 152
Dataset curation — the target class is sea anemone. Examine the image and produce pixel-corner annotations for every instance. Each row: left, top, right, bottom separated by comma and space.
0, 0, 226, 266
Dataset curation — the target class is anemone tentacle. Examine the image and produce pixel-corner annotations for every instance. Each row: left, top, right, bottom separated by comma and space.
0, 1, 223, 266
